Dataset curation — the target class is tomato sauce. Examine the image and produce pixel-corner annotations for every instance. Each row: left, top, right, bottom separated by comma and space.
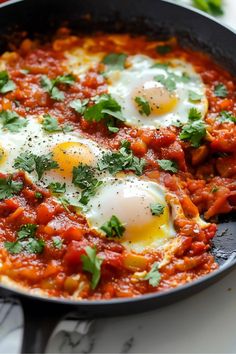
0, 31, 234, 299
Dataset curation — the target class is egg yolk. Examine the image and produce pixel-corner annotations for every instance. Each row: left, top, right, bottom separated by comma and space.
133, 80, 178, 116
52, 142, 94, 177
86, 180, 175, 252
0, 145, 7, 165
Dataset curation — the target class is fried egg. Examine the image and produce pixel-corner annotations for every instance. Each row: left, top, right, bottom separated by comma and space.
0, 117, 105, 193
85, 175, 176, 253
106, 55, 208, 128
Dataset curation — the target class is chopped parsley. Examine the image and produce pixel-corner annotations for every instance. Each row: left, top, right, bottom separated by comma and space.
35, 191, 43, 199
13, 152, 35, 173
42, 114, 73, 133
5, 223, 44, 255
52, 236, 63, 249
102, 53, 127, 70
156, 45, 172, 55
100, 215, 126, 238
144, 262, 161, 287
97, 140, 146, 176
13, 152, 58, 180
48, 182, 66, 194
34, 154, 59, 180
150, 203, 165, 216
0, 110, 27, 132
40, 74, 75, 101
0, 70, 16, 94
72, 164, 102, 205
179, 108, 206, 147
157, 159, 178, 173
135, 96, 151, 116
189, 91, 202, 102
154, 74, 176, 92
192, 0, 223, 16
81, 246, 103, 289
214, 83, 228, 98
151, 62, 169, 69
0, 177, 23, 200
218, 111, 236, 123
84, 94, 124, 132
69, 98, 89, 115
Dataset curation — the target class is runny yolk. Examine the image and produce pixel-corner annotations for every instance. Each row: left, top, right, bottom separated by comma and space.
0, 145, 7, 165
133, 80, 178, 116
52, 141, 94, 177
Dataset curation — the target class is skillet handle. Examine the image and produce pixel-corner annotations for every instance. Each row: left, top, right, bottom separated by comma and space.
20, 297, 71, 353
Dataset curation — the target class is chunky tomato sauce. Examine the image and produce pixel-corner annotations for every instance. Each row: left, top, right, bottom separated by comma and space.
0, 30, 235, 299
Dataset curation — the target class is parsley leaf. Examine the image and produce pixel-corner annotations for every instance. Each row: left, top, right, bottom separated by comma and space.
0, 70, 16, 94
100, 215, 126, 238
189, 90, 202, 102
81, 246, 103, 289
52, 236, 63, 249
156, 45, 172, 55
135, 96, 151, 116
17, 224, 37, 240
40, 74, 75, 101
4, 223, 44, 255
34, 153, 59, 180
214, 83, 228, 98
154, 74, 176, 92
0, 110, 27, 132
70, 98, 89, 114
72, 164, 103, 205
179, 108, 206, 147
48, 182, 66, 194
151, 62, 169, 69
219, 111, 236, 123
13, 152, 35, 173
97, 140, 146, 176
144, 262, 161, 287
150, 203, 165, 216
102, 53, 127, 70
84, 94, 124, 123
192, 0, 223, 16
0, 177, 23, 200
157, 159, 178, 173
42, 114, 73, 133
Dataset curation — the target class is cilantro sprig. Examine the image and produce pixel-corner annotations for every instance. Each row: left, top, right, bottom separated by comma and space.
102, 53, 127, 71
214, 83, 228, 98
157, 159, 178, 173
218, 111, 236, 123
48, 182, 66, 194
135, 96, 151, 116
42, 114, 73, 133
100, 215, 126, 238
179, 108, 206, 147
0, 70, 16, 94
150, 203, 165, 216
81, 246, 103, 289
0, 110, 27, 132
144, 262, 161, 287
40, 74, 75, 101
97, 140, 146, 176
5, 223, 44, 255
13, 152, 58, 180
0, 176, 23, 200
72, 164, 102, 205
84, 94, 124, 132
70, 99, 89, 115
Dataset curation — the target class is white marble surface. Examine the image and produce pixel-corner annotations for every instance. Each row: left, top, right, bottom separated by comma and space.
0, 1, 236, 353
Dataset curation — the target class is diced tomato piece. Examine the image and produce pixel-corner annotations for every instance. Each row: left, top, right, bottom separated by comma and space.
63, 240, 88, 266
63, 226, 84, 241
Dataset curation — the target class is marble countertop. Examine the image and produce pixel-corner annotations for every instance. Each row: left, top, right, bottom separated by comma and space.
0, 1, 236, 353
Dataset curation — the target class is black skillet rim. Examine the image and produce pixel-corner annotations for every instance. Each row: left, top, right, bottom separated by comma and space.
0, 0, 235, 307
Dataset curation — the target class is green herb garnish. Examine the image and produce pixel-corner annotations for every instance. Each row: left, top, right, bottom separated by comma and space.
0, 70, 16, 94
97, 140, 146, 176
150, 203, 165, 216
144, 262, 161, 287
52, 236, 63, 249
40, 74, 75, 101
100, 215, 126, 238
189, 91, 202, 102
157, 159, 178, 173
0, 177, 23, 200
102, 53, 127, 70
192, 0, 223, 16
69, 98, 89, 115
48, 182, 66, 194
218, 111, 236, 123
214, 83, 228, 98
179, 108, 206, 147
81, 246, 103, 289
42, 114, 73, 133
0, 110, 27, 132
135, 96, 151, 116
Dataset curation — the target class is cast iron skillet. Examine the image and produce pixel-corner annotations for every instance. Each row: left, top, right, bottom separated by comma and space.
0, 0, 235, 352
